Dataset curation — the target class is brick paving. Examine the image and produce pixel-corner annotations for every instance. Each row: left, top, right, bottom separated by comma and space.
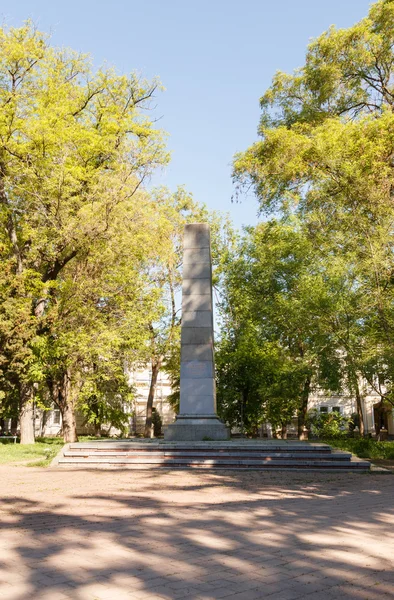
0, 466, 393, 600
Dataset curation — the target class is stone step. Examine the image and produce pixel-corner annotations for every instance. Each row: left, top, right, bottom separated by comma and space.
55, 441, 370, 471
68, 442, 332, 453
63, 450, 352, 460
58, 456, 368, 468
58, 457, 369, 470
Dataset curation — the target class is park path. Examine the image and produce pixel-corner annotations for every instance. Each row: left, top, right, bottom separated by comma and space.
0, 466, 393, 600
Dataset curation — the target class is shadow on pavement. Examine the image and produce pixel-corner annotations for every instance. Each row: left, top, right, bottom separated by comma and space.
0, 468, 393, 599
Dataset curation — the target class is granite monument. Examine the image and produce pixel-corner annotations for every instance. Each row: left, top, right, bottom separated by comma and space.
164, 223, 229, 440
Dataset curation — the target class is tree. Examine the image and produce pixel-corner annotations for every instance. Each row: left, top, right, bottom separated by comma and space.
217, 219, 344, 438
0, 22, 168, 442
216, 324, 267, 435
78, 358, 133, 437
232, 0, 394, 429
34, 190, 174, 442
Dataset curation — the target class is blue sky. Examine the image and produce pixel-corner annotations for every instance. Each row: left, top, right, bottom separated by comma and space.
3, 0, 372, 228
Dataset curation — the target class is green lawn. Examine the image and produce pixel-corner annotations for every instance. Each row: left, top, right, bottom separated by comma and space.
324, 438, 394, 460
0, 438, 64, 467
0, 435, 120, 467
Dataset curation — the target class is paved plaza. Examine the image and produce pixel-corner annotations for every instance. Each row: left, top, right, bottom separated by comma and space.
0, 466, 393, 600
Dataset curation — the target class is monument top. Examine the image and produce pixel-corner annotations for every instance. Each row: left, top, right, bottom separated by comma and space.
183, 223, 210, 249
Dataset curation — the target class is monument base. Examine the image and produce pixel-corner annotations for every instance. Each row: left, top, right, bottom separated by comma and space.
164, 415, 230, 441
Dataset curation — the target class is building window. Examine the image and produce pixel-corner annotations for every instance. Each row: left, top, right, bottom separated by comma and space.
319, 406, 328, 413
135, 371, 151, 382
332, 407, 341, 413
53, 410, 61, 425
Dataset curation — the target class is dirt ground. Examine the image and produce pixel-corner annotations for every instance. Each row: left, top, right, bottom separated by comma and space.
369, 458, 394, 472
0, 466, 393, 600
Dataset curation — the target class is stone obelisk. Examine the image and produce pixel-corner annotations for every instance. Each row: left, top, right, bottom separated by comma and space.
165, 223, 229, 441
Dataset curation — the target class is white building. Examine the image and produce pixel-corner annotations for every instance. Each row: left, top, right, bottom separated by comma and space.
2, 370, 393, 439
128, 366, 176, 435
270, 387, 393, 438
308, 378, 394, 436
1, 367, 176, 438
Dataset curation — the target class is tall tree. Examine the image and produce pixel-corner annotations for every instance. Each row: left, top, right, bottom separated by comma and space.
232, 0, 394, 428
33, 193, 166, 442
217, 219, 344, 437
0, 22, 168, 442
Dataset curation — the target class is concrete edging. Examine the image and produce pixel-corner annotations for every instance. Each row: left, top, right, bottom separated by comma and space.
50, 442, 69, 467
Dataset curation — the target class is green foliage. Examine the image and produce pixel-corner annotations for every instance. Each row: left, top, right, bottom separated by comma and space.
306, 409, 350, 439
228, 0, 394, 431
327, 438, 394, 460
152, 410, 162, 437
78, 359, 133, 435
164, 342, 180, 414
0, 22, 196, 441
216, 217, 347, 434
257, 0, 394, 129
216, 325, 267, 433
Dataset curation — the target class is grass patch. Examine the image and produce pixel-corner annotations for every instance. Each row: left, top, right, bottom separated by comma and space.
0, 435, 122, 467
0, 437, 64, 467
323, 438, 394, 460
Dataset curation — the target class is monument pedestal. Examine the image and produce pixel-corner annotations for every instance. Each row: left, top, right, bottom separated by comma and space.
165, 415, 229, 441
164, 223, 229, 442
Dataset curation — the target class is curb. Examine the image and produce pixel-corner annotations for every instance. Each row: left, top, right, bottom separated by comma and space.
50, 443, 69, 468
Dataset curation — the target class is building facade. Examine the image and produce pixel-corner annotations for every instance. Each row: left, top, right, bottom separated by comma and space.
128, 366, 176, 435
308, 384, 394, 437
1, 367, 176, 438
1, 371, 393, 438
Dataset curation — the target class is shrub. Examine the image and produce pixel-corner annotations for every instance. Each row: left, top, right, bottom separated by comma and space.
328, 438, 394, 460
307, 409, 349, 439
152, 410, 162, 437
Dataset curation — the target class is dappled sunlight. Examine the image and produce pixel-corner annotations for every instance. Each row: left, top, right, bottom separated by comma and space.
210, 554, 255, 572
309, 547, 387, 569
187, 532, 237, 551
0, 466, 393, 599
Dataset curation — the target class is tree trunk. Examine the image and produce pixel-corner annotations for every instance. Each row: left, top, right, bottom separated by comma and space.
60, 370, 78, 443
298, 375, 311, 439
49, 370, 78, 443
144, 357, 163, 438
240, 390, 247, 436
94, 423, 102, 437
354, 380, 365, 436
11, 417, 18, 435
19, 383, 35, 444
39, 410, 49, 437
281, 424, 287, 439
61, 401, 78, 443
